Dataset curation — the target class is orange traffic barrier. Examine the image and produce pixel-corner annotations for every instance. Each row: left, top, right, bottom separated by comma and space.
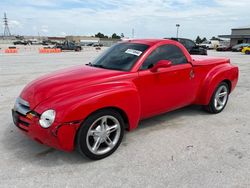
39, 48, 61, 53
5, 48, 18, 53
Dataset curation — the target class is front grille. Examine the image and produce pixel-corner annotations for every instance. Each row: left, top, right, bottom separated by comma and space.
12, 97, 31, 132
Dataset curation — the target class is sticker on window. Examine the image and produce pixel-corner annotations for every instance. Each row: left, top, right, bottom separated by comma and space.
125, 49, 143, 56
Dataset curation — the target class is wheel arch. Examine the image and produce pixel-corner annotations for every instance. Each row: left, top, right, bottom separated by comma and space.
194, 64, 236, 105
74, 106, 129, 151
81, 106, 130, 130
198, 78, 232, 105
222, 79, 232, 93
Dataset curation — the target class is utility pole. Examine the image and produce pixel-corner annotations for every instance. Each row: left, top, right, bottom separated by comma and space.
176, 24, 180, 38
3, 12, 11, 38
132, 28, 134, 38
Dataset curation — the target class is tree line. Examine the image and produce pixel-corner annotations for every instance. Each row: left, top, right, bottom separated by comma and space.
195, 36, 222, 44
94, 32, 124, 39
93, 33, 221, 43
195, 36, 207, 44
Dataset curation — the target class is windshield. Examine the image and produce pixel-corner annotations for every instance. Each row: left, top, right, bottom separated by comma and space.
91, 42, 149, 71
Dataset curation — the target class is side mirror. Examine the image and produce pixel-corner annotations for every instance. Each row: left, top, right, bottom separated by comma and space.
150, 60, 172, 72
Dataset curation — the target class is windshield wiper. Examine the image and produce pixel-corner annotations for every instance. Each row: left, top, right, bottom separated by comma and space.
86, 62, 92, 66
86, 62, 105, 68
86, 62, 123, 71
92, 64, 107, 68
88, 63, 108, 69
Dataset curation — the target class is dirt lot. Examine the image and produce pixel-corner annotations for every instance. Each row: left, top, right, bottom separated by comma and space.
0, 49, 250, 187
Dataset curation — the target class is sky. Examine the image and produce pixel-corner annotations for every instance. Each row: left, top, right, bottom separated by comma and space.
0, 0, 249, 40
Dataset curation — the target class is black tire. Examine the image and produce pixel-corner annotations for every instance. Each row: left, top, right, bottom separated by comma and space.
77, 109, 124, 160
205, 82, 229, 114
75, 47, 81, 52
245, 50, 250, 55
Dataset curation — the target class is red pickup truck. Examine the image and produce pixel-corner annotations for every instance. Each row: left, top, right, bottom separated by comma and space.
12, 39, 238, 160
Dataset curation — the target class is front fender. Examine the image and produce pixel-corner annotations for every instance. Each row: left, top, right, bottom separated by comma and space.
195, 64, 238, 105
36, 81, 141, 131
65, 82, 140, 131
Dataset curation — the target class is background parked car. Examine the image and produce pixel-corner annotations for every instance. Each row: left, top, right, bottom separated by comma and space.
167, 38, 207, 55
27, 39, 41, 45
232, 43, 250, 52
216, 44, 232, 51
199, 40, 220, 49
93, 43, 103, 47
13, 40, 30, 45
242, 46, 250, 54
41, 40, 50, 46
54, 41, 82, 51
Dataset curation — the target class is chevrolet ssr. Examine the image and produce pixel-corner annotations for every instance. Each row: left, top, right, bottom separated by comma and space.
12, 39, 239, 160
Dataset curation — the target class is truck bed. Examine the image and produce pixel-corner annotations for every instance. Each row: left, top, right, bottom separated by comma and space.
191, 55, 230, 66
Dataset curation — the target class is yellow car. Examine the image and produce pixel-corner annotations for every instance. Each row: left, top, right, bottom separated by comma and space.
242, 46, 250, 54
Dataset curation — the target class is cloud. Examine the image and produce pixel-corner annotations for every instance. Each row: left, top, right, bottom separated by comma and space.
41, 28, 49, 33
9, 20, 22, 28
41, 25, 49, 33
0, 0, 249, 39
59, 31, 67, 36
215, 0, 249, 7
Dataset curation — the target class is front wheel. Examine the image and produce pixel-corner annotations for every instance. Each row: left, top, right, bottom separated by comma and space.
77, 109, 124, 160
245, 50, 250, 55
205, 82, 229, 114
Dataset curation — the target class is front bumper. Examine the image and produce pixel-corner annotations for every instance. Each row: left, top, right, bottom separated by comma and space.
12, 108, 80, 152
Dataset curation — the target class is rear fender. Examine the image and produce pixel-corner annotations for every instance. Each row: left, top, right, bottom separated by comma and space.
195, 64, 238, 105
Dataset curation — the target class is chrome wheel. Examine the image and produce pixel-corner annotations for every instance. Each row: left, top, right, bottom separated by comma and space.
214, 85, 228, 111
86, 115, 121, 155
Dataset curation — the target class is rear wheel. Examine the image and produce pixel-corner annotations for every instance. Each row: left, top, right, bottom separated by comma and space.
205, 82, 229, 114
245, 50, 250, 55
77, 109, 124, 160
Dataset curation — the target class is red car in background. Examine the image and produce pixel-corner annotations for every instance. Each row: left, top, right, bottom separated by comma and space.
12, 39, 238, 160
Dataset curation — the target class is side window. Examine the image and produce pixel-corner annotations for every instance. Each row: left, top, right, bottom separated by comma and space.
185, 40, 196, 51
179, 39, 188, 49
140, 44, 188, 70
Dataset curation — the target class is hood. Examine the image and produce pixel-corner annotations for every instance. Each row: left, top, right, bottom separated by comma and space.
20, 65, 126, 109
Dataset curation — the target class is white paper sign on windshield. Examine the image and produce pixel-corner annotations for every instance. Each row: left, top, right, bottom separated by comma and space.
125, 49, 143, 56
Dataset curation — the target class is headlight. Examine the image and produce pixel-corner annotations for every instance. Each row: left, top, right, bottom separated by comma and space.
39, 109, 56, 128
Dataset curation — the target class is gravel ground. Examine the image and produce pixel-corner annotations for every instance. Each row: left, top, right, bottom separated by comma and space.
0, 49, 250, 188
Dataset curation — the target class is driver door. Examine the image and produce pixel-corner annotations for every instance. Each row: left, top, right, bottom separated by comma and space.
68, 42, 74, 50
137, 44, 196, 118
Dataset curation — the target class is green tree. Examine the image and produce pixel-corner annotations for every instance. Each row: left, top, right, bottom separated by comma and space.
201, 37, 207, 43
95, 32, 108, 38
121, 33, 125, 38
111, 33, 121, 39
195, 36, 202, 44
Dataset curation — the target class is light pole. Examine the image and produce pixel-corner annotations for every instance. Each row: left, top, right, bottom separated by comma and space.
176, 24, 180, 38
